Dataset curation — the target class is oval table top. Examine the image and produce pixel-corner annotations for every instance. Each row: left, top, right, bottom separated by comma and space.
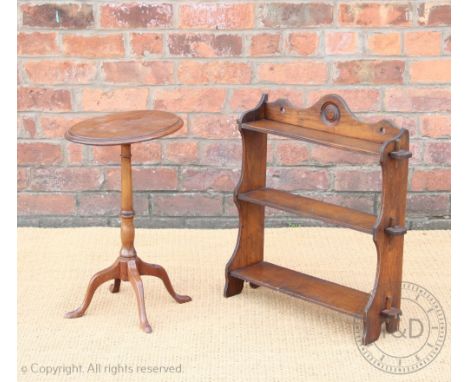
65, 110, 183, 146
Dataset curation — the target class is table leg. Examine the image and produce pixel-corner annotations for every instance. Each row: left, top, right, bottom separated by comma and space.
138, 259, 192, 303
128, 259, 152, 333
64, 259, 120, 318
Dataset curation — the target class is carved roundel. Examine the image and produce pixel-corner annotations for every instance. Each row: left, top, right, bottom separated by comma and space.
321, 102, 340, 126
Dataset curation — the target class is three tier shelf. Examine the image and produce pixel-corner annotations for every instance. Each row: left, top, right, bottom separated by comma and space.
224, 94, 412, 345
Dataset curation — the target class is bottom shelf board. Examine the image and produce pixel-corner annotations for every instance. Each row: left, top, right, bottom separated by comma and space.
230, 262, 370, 318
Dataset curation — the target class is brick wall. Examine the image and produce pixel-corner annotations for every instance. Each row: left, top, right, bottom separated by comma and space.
17, 1, 451, 229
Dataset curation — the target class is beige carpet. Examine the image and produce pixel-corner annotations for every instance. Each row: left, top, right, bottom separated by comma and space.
18, 228, 450, 382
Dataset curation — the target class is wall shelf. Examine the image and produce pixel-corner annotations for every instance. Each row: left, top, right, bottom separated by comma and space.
224, 94, 411, 345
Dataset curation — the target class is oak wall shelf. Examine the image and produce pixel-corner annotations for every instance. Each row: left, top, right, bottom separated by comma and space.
224, 94, 411, 345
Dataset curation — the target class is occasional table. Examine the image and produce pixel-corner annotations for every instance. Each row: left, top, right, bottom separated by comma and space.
64, 110, 191, 333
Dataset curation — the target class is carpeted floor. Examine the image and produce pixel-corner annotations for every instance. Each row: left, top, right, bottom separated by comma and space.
18, 228, 450, 382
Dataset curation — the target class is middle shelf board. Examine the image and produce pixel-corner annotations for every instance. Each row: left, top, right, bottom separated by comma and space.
238, 188, 376, 234
242, 119, 384, 155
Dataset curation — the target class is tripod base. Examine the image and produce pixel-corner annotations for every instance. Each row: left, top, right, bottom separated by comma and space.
65, 255, 191, 333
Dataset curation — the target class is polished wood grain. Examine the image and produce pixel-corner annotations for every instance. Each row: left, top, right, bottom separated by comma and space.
231, 262, 370, 318
65, 110, 183, 146
363, 132, 410, 343
264, 94, 401, 143
65, 113, 191, 333
224, 127, 267, 297
242, 119, 383, 155
224, 94, 411, 345
238, 188, 376, 234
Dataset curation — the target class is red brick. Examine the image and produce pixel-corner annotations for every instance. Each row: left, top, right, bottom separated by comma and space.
259, 3, 333, 27
230, 88, 265, 112
63, 34, 124, 58
78, 193, 148, 216
266, 168, 329, 191
100, 3, 173, 28
339, 3, 410, 26
18, 32, 58, 56
105, 167, 177, 191
91, 146, 120, 164
18, 142, 62, 165
258, 62, 328, 84
81, 88, 148, 112
317, 193, 375, 214
102, 61, 173, 84
367, 32, 401, 55
18, 116, 37, 138
420, 115, 451, 138
333, 60, 404, 84
18, 168, 29, 191
325, 32, 359, 55
444, 35, 451, 54
418, 3, 451, 26
78, 193, 120, 216
18, 67, 23, 85
164, 141, 198, 164
404, 31, 441, 56
40, 115, 84, 138
190, 114, 239, 139
18, 194, 75, 216
179, 3, 254, 29
334, 170, 381, 191
154, 88, 226, 112
385, 88, 450, 112
275, 142, 309, 165
199, 142, 242, 167
407, 194, 450, 216
310, 145, 377, 165
409, 141, 424, 164
409, 60, 451, 83
181, 168, 239, 192
23, 61, 97, 84
178, 61, 251, 84
29, 168, 102, 191
223, 195, 239, 217
168, 33, 242, 57
18, 87, 71, 111
133, 142, 163, 164
66, 144, 83, 165
423, 142, 451, 164
308, 89, 381, 112
411, 169, 450, 191
21, 3, 94, 29
287, 32, 319, 56
92, 142, 162, 164
250, 33, 281, 56
131, 33, 163, 56
230, 88, 304, 112
152, 194, 222, 216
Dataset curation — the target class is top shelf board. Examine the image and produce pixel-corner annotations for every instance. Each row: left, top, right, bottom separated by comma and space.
242, 119, 383, 155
